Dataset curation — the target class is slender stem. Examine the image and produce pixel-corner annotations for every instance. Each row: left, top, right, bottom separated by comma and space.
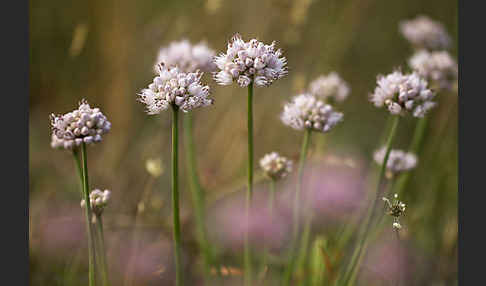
183, 113, 212, 278
81, 143, 96, 286
244, 82, 254, 286
172, 107, 183, 286
260, 179, 276, 280
95, 215, 110, 286
394, 229, 401, 286
409, 116, 428, 153
340, 116, 400, 286
283, 128, 312, 285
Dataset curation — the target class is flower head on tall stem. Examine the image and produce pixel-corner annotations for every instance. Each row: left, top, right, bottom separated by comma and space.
308, 72, 350, 103
259, 152, 293, 181
50, 99, 111, 150
408, 50, 458, 92
374, 147, 417, 179
138, 63, 213, 114
399, 15, 451, 51
155, 39, 217, 73
81, 189, 111, 217
370, 70, 436, 118
213, 33, 287, 87
382, 194, 407, 230
281, 93, 343, 133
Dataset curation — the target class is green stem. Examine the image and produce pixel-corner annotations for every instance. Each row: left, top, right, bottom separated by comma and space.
340, 115, 400, 286
392, 116, 429, 197
283, 128, 312, 285
172, 106, 183, 286
95, 215, 110, 286
244, 82, 254, 286
409, 116, 428, 153
81, 143, 96, 286
260, 179, 276, 280
183, 113, 212, 278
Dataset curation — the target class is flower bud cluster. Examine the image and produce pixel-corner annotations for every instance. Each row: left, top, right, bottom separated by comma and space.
50, 99, 111, 150
259, 152, 293, 180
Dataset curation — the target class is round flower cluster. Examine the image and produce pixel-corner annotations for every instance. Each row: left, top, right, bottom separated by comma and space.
281, 94, 343, 133
308, 72, 350, 103
382, 194, 406, 230
213, 34, 287, 87
138, 63, 213, 114
259, 152, 293, 180
81, 189, 111, 216
374, 147, 418, 175
408, 50, 458, 92
50, 99, 111, 150
370, 70, 436, 118
155, 39, 216, 73
399, 15, 451, 50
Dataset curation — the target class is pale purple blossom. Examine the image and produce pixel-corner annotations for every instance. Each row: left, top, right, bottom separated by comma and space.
370, 70, 436, 117
138, 63, 213, 114
408, 50, 458, 91
213, 34, 287, 87
308, 72, 350, 103
374, 147, 418, 174
155, 39, 216, 73
399, 15, 451, 50
281, 93, 343, 133
259, 152, 293, 180
50, 99, 111, 150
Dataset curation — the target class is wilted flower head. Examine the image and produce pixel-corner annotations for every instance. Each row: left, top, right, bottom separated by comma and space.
138, 63, 213, 114
50, 99, 111, 150
81, 189, 111, 216
260, 152, 293, 180
370, 70, 436, 117
383, 194, 406, 230
213, 33, 287, 87
374, 147, 417, 177
308, 72, 350, 103
155, 39, 216, 73
408, 50, 458, 92
281, 94, 343, 133
399, 15, 451, 50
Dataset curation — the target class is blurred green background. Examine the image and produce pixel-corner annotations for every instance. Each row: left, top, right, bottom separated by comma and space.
29, 0, 457, 285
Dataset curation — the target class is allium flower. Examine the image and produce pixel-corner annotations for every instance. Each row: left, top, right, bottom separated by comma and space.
259, 152, 293, 180
81, 189, 111, 216
213, 34, 287, 87
50, 99, 111, 150
374, 147, 417, 176
408, 50, 458, 91
382, 194, 406, 230
281, 94, 343, 133
138, 63, 213, 114
308, 72, 350, 103
399, 15, 451, 50
155, 39, 217, 73
370, 70, 436, 118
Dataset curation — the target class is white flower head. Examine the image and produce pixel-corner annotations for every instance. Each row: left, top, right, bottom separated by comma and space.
259, 152, 293, 180
370, 70, 436, 118
213, 33, 288, 87
155, 39, 217, 73
50, 99, 111, 150
408, 50, 458, 92
81, 189, 111, 216
139, 63, 213, 114
281, 93, 343, 133
308, 72, 350, 103
399, 15, 451, 50
374, 147, 418, 175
